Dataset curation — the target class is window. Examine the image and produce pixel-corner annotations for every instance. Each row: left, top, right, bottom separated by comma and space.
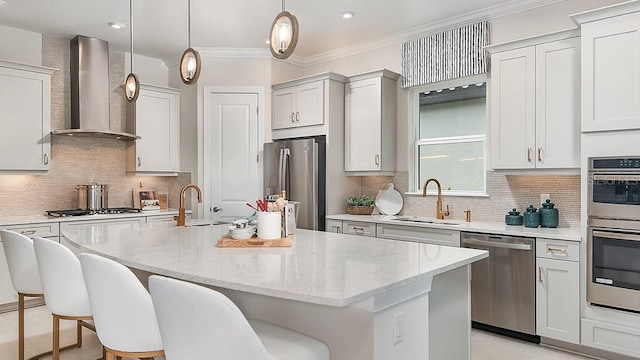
414, 80, 487, 195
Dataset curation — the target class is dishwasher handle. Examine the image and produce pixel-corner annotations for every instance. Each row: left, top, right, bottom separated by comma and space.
462, 237, 532, 251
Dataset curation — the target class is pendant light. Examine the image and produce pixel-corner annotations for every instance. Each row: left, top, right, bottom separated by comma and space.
125, 0, 140, 102
180, 0, 201, 84
269, 0, 299, 60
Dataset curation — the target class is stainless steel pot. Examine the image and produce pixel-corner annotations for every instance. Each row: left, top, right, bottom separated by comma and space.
76, 183, 108, 210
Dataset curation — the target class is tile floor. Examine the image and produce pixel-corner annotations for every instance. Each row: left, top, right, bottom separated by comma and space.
0, 305, 592, 360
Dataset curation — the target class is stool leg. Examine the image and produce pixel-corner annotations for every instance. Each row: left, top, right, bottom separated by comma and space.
53, 315, 60, 360
18, 293, 25, 360
76, 319, 83, 348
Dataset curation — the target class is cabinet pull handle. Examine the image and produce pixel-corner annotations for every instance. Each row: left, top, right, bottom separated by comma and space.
43, 153, 49, 165
538, 147, 543, 161
332, 226, 341, 233
538, 266, 543, 283
527, 147, 532, 162
375, 154, 380, 165
295, 112, 299, 122
353, 226, 364, 234
137, 157, 142, 167
291, 112, 295, 123
20, 230, 36, 235
547, 247, 566, 255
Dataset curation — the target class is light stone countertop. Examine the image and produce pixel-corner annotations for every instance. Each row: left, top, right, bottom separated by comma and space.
0, 209, 181, 226
326, 214, 582, 242
61, 221, 488, 307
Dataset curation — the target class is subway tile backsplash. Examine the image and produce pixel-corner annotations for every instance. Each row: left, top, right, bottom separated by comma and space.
362, 172, 580, 228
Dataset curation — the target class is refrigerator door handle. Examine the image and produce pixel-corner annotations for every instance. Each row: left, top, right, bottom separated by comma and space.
279, 148, 290, 192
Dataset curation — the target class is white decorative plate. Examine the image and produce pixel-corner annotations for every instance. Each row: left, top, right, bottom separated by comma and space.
375, 183, 403, 215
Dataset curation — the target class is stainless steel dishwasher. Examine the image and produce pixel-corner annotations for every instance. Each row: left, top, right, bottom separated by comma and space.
461, 232, 537, 340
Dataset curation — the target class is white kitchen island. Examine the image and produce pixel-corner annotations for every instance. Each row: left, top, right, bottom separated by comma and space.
61, 221, 487, 360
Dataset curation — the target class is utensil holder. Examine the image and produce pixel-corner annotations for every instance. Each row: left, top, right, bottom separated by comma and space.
257, 212, 281, 239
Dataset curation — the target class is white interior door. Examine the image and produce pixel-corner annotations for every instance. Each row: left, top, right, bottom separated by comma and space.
205, 91, 260, 222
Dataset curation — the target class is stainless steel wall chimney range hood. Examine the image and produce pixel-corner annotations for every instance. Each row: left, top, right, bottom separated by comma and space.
51, 35, 139, 141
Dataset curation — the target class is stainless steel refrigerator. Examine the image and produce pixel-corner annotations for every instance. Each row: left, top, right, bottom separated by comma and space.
263, 136, 326, 231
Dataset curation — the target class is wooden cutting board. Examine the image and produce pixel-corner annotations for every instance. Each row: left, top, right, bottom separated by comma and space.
217, 234, 294, 248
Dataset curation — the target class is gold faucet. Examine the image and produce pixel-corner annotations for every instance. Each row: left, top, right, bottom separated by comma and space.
174, 184, 202, 226
422, 178, 450, 220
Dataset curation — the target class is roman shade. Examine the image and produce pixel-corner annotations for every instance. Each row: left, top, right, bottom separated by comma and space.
401, 21, 490, 88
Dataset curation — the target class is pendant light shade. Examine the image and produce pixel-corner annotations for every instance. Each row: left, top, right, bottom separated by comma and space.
180, 0, 201, 84
125, 0, 139, 102
269, 0, 299, 59
125, 72, 140, 101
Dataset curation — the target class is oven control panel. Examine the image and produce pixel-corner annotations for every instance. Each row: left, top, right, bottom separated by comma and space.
591, 157, 640, 171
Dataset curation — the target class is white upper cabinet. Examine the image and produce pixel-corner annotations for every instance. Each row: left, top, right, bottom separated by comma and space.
126, 84, 180, 175
488, 31, 580, 170
0, 61, 56, 171
344, 69, 399, 175
271, 72, 347, 140
273, 80, 324, 130
572, 3, 640, 132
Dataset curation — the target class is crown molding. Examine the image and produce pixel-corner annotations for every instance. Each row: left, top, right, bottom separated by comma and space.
163, 0, 563, 69
303, 0, 563, 67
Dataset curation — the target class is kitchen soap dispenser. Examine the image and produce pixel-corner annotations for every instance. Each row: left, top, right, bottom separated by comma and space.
540, 199, 559, 228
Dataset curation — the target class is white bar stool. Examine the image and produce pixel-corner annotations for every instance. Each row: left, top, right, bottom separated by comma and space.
79, 253, 164, 360
148, 275, 331, 360
33, 237, 96, 360
1, 229, 85, 360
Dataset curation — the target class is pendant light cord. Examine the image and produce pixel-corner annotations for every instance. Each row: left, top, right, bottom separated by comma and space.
281, 0, 285, 12
129, 0, 134, 71
188, 0, 192, 48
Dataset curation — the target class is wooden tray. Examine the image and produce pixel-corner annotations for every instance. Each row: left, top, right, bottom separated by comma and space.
217, 234, 294, 248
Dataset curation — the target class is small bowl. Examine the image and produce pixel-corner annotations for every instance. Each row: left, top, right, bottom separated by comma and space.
232, 219, 249, 229
229, 231, 254, 240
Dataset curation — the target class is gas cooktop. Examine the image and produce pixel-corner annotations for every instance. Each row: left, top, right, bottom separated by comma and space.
46, 208, 141, 218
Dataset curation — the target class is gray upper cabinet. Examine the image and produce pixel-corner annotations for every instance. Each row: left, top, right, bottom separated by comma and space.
344, 69, 399, 175
487, 30, 580, 170
572, 3, 640, 133
0, 61, 56, 171
126, 84, 180, 175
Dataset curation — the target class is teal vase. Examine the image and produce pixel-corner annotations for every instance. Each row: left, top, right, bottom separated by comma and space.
540, 199, 559, 228
523, 205, 540, 228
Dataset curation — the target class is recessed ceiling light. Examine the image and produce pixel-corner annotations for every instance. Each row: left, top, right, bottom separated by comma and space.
108, 22, 125, 30
342, 11, 355, 19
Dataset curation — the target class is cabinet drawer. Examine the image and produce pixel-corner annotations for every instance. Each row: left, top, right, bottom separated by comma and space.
376, 224, 460, 246
343, 221, 375, 237
581, 318, 640, 358
0, 222, 59, 238
536, 238, 579, 262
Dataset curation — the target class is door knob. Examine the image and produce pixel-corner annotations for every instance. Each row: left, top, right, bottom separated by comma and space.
212, 207, 223, 212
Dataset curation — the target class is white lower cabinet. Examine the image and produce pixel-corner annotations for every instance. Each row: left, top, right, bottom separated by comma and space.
376, 223, 460, 247
326, 219, 343, 233
535, 238, 579, 343
581, 318, 640, 358
0, 222, 60, 308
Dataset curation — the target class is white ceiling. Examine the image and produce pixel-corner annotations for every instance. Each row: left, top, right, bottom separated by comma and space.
0, 0, 559, 62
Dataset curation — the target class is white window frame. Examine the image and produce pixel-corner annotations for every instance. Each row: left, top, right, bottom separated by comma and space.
414, 135, 487, 196
407, 74, 488, 197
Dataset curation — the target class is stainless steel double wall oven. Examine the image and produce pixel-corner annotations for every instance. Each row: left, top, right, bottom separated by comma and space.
587, 157, 640, 313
